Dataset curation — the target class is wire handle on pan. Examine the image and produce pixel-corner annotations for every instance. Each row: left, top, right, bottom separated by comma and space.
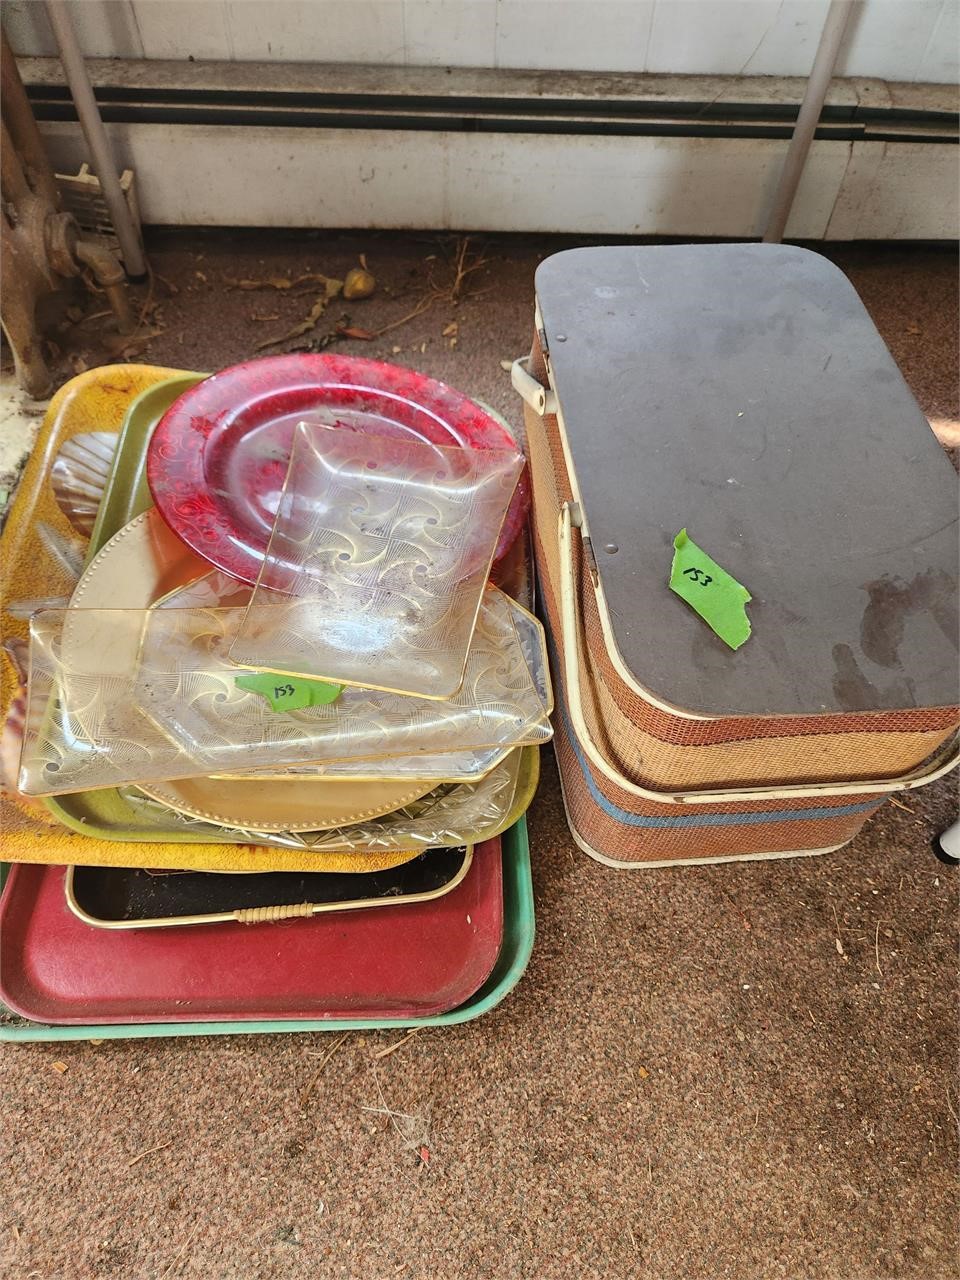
234, 903, 317, 924
557, 503, 958, 805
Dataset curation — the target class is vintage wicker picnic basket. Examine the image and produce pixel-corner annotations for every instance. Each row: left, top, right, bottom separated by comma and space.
515, 244, 959, 867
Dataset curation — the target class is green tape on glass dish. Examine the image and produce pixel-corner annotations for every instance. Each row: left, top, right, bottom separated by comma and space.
669, 529, 752, 650
235, 672, 343, 712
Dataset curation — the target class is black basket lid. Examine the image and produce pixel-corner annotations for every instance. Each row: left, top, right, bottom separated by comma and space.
536, 243, 959, 718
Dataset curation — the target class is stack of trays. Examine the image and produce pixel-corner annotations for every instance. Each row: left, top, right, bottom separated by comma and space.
0, 356, 550, 1040
516, 243, 958, 868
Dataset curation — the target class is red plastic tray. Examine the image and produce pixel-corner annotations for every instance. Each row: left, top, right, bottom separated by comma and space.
147, 354, 530, 583
0, 839, 503, 1024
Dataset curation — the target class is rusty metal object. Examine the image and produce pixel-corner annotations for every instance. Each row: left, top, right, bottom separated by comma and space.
43, 209, 80, 277
74, 236, 134, 333
1, 28, 138, 396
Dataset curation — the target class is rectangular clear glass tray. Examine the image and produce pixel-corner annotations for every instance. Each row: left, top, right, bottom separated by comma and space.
20, 590, 552, 796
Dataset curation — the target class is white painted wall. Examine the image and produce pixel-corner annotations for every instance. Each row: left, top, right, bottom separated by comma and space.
36, 120, 959, 239
5, 0, 959, 83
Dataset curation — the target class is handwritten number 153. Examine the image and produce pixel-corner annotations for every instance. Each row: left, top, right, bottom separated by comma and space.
683, 567, 713, 587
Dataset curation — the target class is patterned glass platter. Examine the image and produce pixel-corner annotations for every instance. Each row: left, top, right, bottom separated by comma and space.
19, 591, 551, 796
75, 508, 518, 787
146, 354, 531, 584
229, 422, 524, 697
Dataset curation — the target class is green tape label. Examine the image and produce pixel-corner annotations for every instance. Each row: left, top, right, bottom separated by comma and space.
235, 672, 343, 711
669, 529, 752, 651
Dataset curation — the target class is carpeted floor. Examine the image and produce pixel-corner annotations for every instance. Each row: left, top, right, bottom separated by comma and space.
1, 233, 957, 1280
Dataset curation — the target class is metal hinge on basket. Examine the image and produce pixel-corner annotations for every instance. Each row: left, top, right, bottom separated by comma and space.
513, 362, 599, 585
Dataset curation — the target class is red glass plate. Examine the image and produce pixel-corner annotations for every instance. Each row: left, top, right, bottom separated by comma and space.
147, 354, 529, 585
0, 839, 503, 1024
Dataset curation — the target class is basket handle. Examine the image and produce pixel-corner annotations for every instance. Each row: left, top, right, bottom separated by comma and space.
512, 355, 558, 416
556, 487, 959, 807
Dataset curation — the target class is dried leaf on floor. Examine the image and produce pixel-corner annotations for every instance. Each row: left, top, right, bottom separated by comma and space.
226, 275, 293, 290
255, 279, 344, 351
225, 272, 339, 292
51, 1060, 69, 1074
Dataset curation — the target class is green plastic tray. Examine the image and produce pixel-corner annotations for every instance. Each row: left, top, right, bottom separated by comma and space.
0, 816, 533, 1041
86, 374, 205, 561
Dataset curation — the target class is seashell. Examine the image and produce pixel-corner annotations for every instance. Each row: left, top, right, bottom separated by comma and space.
50, 431, 118, 536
